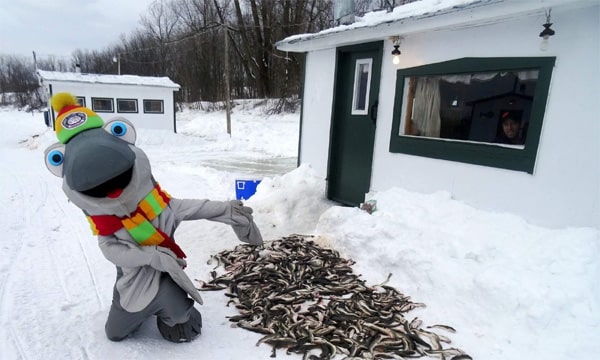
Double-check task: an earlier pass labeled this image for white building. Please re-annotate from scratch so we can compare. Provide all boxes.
[276,0,599,229]
[37,70,180,132]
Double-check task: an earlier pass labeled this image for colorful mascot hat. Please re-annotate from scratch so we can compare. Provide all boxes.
[51,92,105,143]
[45,92,137,193]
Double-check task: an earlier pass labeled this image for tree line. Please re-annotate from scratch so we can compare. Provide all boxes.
[0,0,415,110]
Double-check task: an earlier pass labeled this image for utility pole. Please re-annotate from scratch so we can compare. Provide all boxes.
[224,25,231,136]
[113,54,121,75]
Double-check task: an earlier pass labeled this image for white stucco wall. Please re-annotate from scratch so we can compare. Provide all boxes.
[44,82,177,132]
[299,48,337,177]
[299,5,600,228]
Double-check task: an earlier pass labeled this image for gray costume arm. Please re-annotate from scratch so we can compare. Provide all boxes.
[98,234,166,268]
[169,198,263,245]
[98,235,203,305]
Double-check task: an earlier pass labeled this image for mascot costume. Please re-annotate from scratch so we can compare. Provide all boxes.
[44,93,263,342]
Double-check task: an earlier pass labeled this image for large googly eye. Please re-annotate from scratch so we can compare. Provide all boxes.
[104,117,136,144]
[48,149,64,166]
[111,122,127,136]
[44,143,66,177]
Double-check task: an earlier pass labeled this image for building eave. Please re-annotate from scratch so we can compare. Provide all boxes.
[275,0,593,53]
[36,70,181,90]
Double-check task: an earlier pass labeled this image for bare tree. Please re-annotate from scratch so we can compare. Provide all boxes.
[0,55,43,108]
[0,0,346,108]
[140,0,182,75]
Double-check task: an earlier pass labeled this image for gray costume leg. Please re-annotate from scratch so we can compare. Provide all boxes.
[105,273,198,341]
[156,306,202,343]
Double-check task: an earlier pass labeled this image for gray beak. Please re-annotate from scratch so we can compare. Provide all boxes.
[63,128,135,192]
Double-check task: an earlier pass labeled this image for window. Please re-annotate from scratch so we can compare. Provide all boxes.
[143,99,164,114]
[351,59,373,115]
[76,96,86,107]
[91,97,114,112]
[390,57,556,173]
[117,98,138,113]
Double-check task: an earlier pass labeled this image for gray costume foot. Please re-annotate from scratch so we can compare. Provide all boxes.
[157,307,202,343]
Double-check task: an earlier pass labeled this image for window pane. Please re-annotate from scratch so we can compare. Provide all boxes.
[389,57,556,173]
[117,99,138,113]
[76,96,85,107]
[351,59,372,115]
[143,100,164,114]
[401,70,539,147]
[91,98,114,112]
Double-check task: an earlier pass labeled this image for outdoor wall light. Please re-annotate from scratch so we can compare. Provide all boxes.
[451,96,459,107]
[390,36,402,65]
[539,9,555,51]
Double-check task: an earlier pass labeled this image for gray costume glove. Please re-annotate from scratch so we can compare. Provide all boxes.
[144,246,186,270]
[229,200,263,245]
[142,246,203,305]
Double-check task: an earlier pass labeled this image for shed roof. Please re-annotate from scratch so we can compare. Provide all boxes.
[275,0,592,52]
[36,69,180,89]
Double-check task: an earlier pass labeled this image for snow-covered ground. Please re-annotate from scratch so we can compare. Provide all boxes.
[1,102,598,360]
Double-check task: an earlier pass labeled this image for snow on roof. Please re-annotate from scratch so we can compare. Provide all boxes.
[36,69,180,89]
[275,0,588,52]
[276,0,493,49]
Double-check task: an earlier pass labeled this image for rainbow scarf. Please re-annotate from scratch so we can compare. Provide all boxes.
[86,184,186,258]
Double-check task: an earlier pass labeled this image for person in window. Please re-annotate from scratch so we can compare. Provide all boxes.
[495,110,525,145]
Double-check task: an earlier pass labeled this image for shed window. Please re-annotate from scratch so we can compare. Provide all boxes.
[402,70,538,147]
[351,59,373,115]
[117,98,138,113]
[76,96,86,107]
[143,99,164,114]
[91,97,114,112]
[390,57,556,173]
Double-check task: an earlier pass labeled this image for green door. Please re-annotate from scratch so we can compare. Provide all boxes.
[327,41,382,206]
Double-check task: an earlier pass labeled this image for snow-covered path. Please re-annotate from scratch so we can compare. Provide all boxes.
[0,107,299,359]
[1,122,105,358]
[1,105,598,360]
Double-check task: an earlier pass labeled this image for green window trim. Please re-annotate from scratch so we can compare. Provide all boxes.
[389,57,556,174]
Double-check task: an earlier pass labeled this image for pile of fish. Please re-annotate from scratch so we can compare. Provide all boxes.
[197,235,471,360]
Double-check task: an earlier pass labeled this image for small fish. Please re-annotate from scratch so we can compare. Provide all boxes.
[427,324,457,333]
[200,235,471,360]
[194,279,226,290]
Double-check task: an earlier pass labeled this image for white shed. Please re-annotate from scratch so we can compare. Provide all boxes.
[276,0,599,229]
[37,70,180,132]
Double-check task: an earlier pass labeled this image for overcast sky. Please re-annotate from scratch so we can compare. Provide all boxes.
[0,0,156,60]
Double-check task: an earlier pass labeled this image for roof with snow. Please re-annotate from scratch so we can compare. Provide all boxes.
[36,69,180,89]
[275,0,591,52]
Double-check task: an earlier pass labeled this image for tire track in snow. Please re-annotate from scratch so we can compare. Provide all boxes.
[0,275,28,360]
[28,178,78,305]
[52,192,104,309]
[9,325,29,360]
[2,170,95,359]
[24,177,77,306]
[0,173,32,359]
